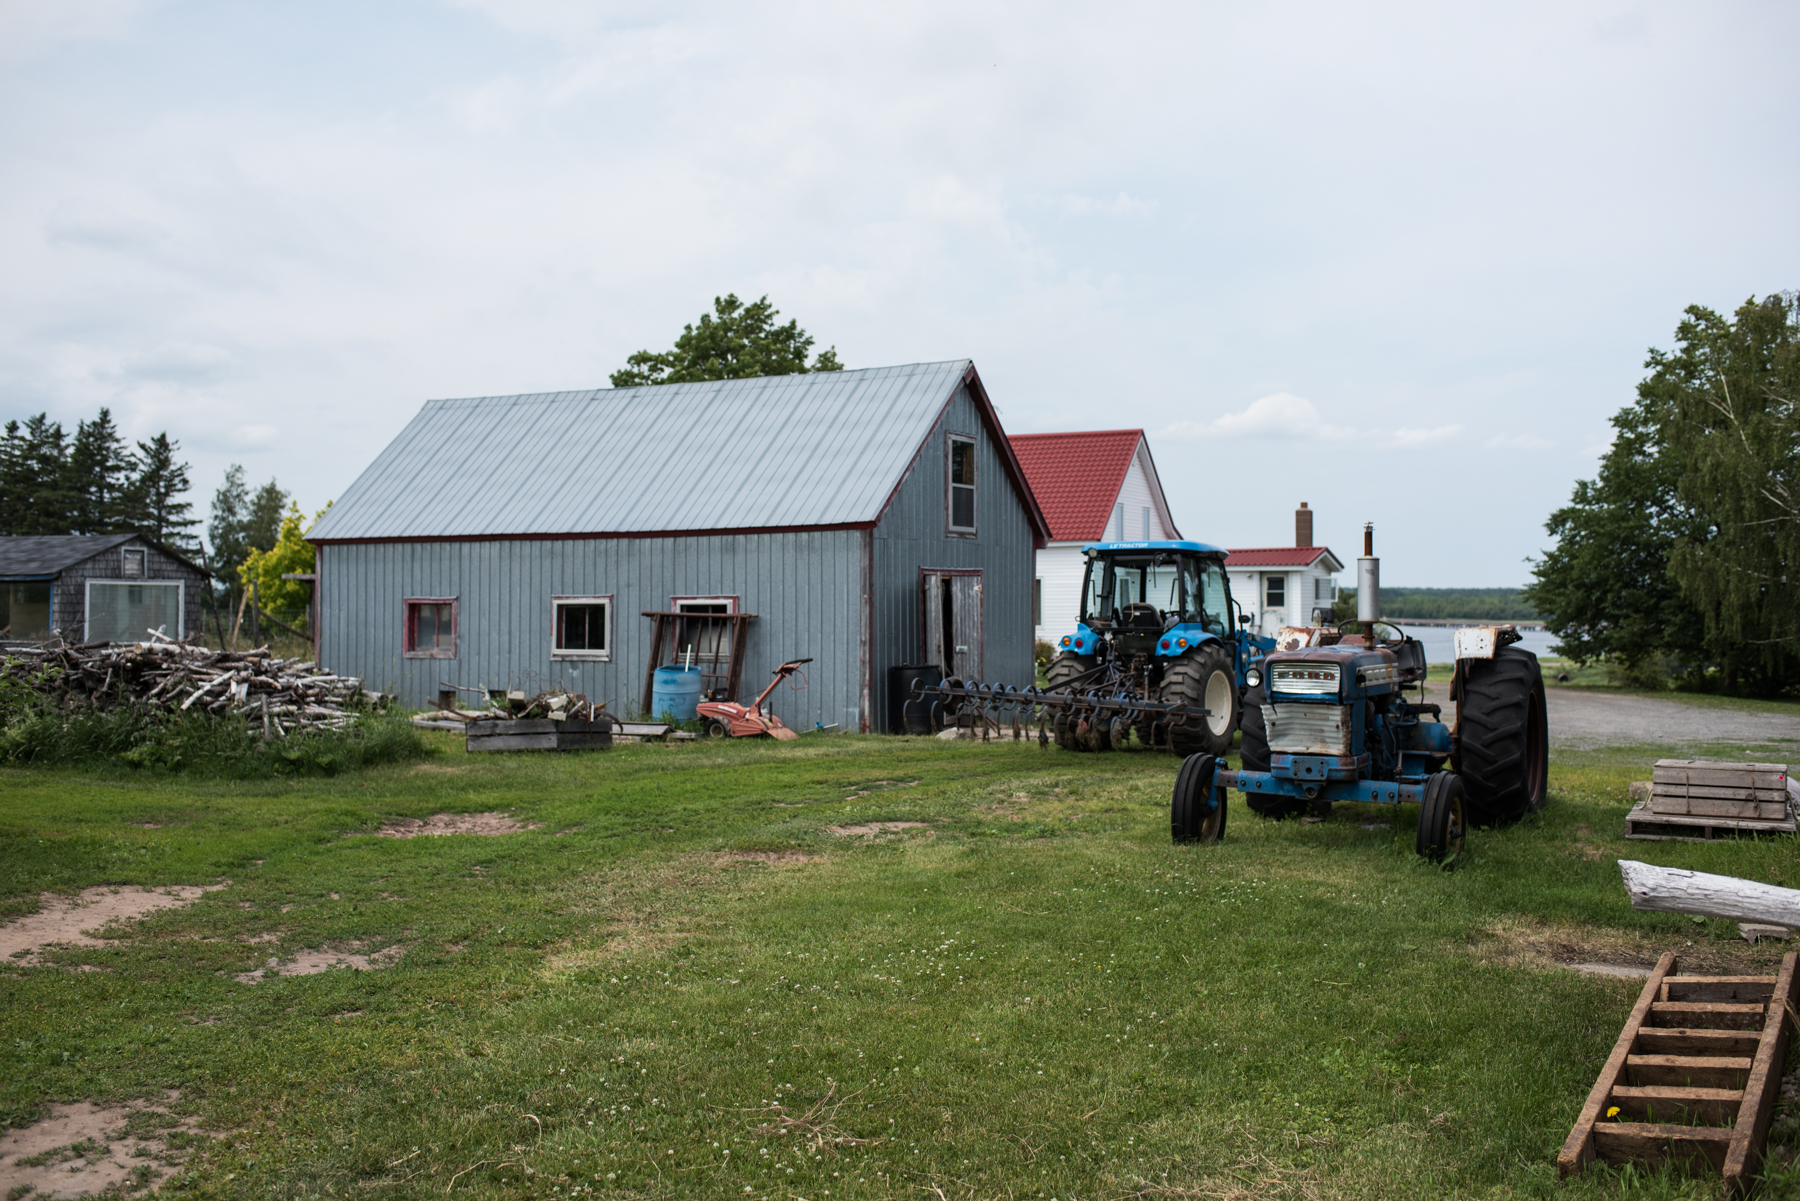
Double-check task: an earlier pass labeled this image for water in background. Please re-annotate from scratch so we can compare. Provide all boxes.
[1386,624,1562,664]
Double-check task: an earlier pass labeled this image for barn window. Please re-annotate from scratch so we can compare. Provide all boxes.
[404,598,457,658]
[947,434,976,533]
[121,548,146,578]
[87,580,182,643]
[1265,574,1286,609]
[552,596,612,661]
[1033,578,1041,626]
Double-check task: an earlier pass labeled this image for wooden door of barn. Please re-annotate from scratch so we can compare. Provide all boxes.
[921,570,982,679]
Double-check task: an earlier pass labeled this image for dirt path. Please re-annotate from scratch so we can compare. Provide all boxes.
[1419,679,1800,751]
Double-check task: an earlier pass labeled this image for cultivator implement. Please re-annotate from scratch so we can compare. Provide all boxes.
[909,677,1207,750]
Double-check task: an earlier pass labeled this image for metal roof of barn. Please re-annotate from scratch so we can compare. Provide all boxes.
[0,534,137,577]
[308,360,1049,543]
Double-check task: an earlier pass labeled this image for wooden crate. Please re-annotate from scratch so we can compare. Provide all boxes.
[1559,952,1798,1194]
[1626,801,1797,842]
[465,717,613,753]
[1648,760,1791,819]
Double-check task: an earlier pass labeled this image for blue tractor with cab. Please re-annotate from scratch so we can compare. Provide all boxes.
[1043,540,1274,757]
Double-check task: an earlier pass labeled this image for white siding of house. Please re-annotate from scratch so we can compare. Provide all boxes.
[1228,560,1340,636]
[1034,543,1088,643]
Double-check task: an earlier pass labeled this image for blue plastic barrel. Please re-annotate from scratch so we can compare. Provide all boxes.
[650,665,704,723]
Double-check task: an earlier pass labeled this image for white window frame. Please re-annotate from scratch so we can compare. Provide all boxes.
[121,547,146,578]
[1265,574,1286,609]
[84,579,184,643]
[551,595,613,661]
[945,433,977,535]
[672,595,738,614]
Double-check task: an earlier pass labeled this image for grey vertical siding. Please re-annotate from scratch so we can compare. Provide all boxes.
[868,384,1036,732]
[317,530,865,730]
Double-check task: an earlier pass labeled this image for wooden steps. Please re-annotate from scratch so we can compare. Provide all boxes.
[1559,951,1797,1193]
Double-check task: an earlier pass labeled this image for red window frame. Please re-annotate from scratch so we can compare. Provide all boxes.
[403,597,458,659]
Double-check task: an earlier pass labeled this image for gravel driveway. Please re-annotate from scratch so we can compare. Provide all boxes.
[1418,679,1800,752]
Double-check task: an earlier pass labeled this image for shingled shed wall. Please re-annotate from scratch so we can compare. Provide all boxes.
[56,538,209,643]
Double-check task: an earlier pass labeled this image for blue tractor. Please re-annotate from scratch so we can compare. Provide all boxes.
[1170,529,1549,864]
[1042,541,1274,757]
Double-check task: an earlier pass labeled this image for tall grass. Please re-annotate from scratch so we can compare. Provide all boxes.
[0,704,429,777]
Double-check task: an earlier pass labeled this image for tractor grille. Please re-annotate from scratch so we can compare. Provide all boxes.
[1262,703,1353,756]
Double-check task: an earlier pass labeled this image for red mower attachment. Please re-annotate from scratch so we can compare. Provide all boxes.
[696,658,811,741]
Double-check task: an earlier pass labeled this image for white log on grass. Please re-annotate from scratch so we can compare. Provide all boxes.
[1618,859,1800,929]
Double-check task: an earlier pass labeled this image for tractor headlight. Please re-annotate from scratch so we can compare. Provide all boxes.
[1245,666,1262,688]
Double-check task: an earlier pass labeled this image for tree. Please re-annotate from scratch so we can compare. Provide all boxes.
[66,408,136,534]
[127,433,200,553]
[209,466,288,587]
[239,501,327,616]
[0,415,73,536]
[1658,294,1800,684]
[610,293,844,387]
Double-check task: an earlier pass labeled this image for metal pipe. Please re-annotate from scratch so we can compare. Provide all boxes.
[1357,522,1380,625]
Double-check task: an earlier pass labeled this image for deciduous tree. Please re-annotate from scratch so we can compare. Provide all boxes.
[610,294,843,387]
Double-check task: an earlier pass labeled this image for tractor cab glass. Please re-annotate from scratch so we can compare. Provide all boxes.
[1080,551,1230,635]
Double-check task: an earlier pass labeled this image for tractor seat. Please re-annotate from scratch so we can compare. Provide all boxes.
[1123,603,1162,629]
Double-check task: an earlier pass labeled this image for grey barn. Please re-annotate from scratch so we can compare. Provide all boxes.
[0,535,209,645]
[307,360,1050,730]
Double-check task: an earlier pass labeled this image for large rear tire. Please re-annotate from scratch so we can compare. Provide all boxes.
[1045,652,1096,693]
[1162,641,1239,757]
[1456,647,1548,827]
[1238,684,1306,819]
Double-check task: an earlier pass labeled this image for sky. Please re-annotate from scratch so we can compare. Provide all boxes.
[3,0,1796,585]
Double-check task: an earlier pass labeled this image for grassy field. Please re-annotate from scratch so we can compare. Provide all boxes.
[2,727,1798,1199]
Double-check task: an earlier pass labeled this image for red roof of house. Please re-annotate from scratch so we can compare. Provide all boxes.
[1007,429,1145,541]
[1224,546,1342,570]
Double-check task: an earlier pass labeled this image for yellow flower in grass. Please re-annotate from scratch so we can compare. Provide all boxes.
[1606,1106,1622,1121]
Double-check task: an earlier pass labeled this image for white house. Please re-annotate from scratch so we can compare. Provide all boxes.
[1225,503,1344,637]
[1008,429,1180,644]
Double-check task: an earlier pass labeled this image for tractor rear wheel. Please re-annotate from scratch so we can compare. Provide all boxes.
[1456,647,1548,827]
[1238,684,1306,819]
[1162,642,1239,757]
[1046,653,1096,751]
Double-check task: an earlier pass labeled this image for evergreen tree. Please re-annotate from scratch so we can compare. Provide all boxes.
[246,478,288,554]
[209,464,251,575]
[0,415,73,535]
[66,408,136,534]
[127,433,200,552]
[611,294,844,387]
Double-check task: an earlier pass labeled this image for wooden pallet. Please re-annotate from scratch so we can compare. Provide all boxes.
[1625,801,1797,842]
[1558,951,1798,1193]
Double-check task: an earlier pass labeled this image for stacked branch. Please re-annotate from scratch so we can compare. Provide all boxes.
[431,687,607,724]
[0,632,375,737]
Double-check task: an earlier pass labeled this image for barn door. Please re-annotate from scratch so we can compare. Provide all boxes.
[921,571,982,679]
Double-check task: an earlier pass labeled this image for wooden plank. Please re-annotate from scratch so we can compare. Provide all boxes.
[467,734,559,752]
[1621,860,1800,928]
[1625,1054,1752,1089]
[1592,1122,1733,1170]
[1650,797,1791,819]
[1625,803,1798,834]
[1647,1002,1766,1030]
[1559,951,1677,1178]
[1663,976,1776,1004]
[1654,760,1788,787]
[1608,1085,1744,1125]
[1722,952,1799,1195]
[1651,782,1789,802]
[1635,1028,1764,1056]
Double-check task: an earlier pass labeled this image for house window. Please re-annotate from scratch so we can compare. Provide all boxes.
[121,548,146,578]
[2,581,53,641]
[947,435,976,533]
[552,596,611,660]
[404,598,457,658]
[1265,574,1286,609]
[1142,508,1151,540]
[1033,578,1041,627]
[86,580,182,643]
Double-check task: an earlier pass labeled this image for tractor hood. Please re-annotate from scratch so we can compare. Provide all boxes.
[1262,640,1425,699]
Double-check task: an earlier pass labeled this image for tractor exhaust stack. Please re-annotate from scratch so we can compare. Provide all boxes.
[1357,522,1381,625]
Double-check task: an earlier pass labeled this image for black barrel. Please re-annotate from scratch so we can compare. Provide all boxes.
[888,664,942,734]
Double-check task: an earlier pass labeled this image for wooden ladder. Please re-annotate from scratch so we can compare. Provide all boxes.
[1559,951,1797,1194]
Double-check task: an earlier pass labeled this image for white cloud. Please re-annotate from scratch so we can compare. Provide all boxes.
[1160,392,1460,447]
[0,0,149,61]
[1484,432,1556,451]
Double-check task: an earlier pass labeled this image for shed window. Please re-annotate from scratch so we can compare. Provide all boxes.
[121,548,146,578]
[552,596,612,660]
[947,435,976,533]
[1142,508,1151,540]
[404,598,457,658]
[1265,574,1286,609]
[2,581,52,642]
[1113,505,1124,541]
[87,580,182,643]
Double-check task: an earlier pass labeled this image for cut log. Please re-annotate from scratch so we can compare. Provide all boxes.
[1618,860,1800,929]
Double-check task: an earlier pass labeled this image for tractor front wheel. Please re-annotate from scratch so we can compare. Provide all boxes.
[1161,642,1239,757]
[1171,753,1226,844]
[1415,771,1466,867]
[1456,647,1548,826]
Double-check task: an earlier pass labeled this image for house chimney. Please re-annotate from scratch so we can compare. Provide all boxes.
[1295,501,1312,548]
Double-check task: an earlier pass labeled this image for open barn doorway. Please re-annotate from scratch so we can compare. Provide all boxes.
[921,570,982,680]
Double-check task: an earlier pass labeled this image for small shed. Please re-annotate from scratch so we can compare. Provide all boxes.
[306,360,1051,730]
[0,535,210,645]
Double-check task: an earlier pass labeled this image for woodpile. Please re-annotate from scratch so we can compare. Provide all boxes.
[430,688,607,725]
[0,632,373,736]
